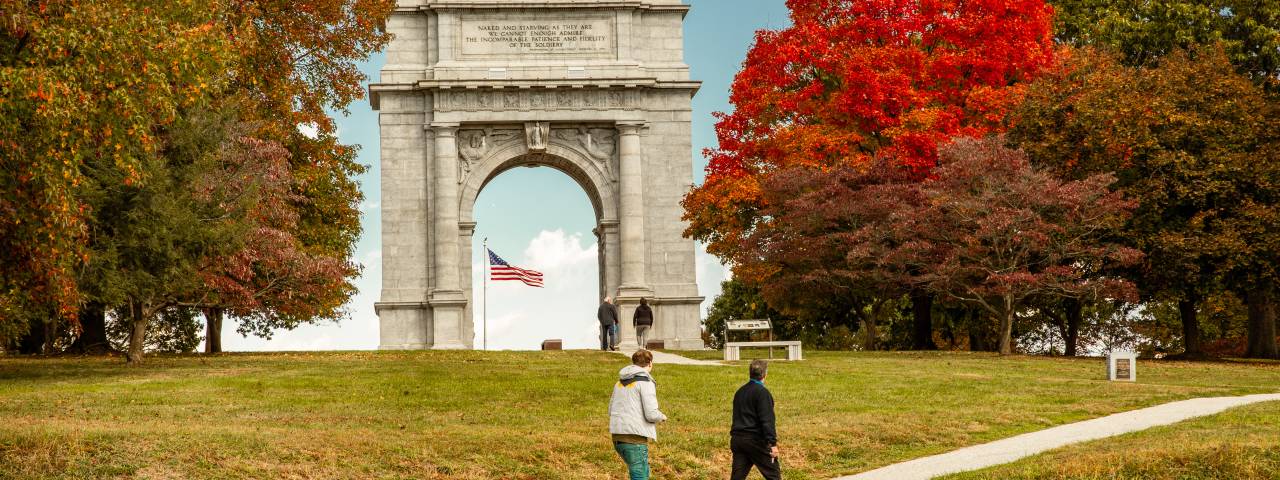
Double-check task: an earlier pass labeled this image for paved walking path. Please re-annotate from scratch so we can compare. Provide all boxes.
[613,346,728,366]
[836,393,1280,480]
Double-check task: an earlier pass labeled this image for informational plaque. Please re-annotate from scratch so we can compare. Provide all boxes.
[461,17,614,57]
[1107,351,1137,382]
[727,319,772,331]
[1115,358,1131,380]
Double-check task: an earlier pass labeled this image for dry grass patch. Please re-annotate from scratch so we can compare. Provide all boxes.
[946,401,1280,480]
[1,350,1277,479]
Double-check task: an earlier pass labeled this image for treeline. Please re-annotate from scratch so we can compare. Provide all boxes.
[689,1,1280,359]
[1,0,395,363]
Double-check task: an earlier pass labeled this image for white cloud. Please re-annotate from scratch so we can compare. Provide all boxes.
[695,242,730,318]
[524,229,598,271]
[359,201,381,212]
[474,229,601,350]
[297,123,342,139]
[359,249,382,269]
[298,123,319,139]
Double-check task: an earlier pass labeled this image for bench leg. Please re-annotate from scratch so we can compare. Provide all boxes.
[724,346,737,361]
[788,345,801,361]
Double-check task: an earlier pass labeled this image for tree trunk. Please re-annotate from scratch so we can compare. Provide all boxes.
[1245,285,1279,359]
[203,307,223,354]
[861,316,878,351]
[997,310,1014,355]
[910,290,937,350]
[997,297,1015,355]
[1064,298,1082,357]
[66,302,113,355]
[15,317,48,355]
[126,301,148,365]
[1178,296,1204,358]
[967,309,990,352]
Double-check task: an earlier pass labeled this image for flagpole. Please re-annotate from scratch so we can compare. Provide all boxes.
[483,237,489,351]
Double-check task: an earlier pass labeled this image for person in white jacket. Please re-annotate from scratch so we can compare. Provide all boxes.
[609,349,667,480]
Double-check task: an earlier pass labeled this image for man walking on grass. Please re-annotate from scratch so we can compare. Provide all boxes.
[609,349,667,480]
[731,359,780,480]
[598,296,619,351]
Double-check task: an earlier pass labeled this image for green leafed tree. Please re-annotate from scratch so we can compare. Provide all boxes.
[84,106,260,364]
[1051,0,1280,89]
[703,279,866,350]
[0,1,234,349]
[1048,0,1280,360]
[1011,46,1280,358]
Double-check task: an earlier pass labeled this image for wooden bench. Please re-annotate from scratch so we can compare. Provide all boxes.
[723,319,803,361]
[725,340,803,361]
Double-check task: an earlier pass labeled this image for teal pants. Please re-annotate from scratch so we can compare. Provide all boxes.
[614,442,650,480]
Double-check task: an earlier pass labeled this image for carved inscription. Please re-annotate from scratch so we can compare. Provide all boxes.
[462,18,613,56]
[1115,358,1131,380]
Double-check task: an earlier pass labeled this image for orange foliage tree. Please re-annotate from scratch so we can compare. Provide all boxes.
[0,0,235,346]
[0,0,393,359]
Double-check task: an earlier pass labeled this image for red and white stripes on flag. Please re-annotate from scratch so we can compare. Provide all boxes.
[487,248,544,287]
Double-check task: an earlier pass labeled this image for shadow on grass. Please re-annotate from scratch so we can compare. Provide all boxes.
[0,358,134,384]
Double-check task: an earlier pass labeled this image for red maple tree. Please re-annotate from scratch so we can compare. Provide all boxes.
[684,0,1057,261]
[903,138,1141,354]
[195,135,358,353]
[742,138,1140,354]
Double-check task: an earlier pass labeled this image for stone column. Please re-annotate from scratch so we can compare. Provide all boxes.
[592,225,605,302]
[598,220,622,299]
[427,122,466,349]
[459,221,477,349]
[617,122,647,291]
[616,122,650,348]
[375,91,430,350]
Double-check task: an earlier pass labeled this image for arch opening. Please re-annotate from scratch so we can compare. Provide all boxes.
[466,152,614,350]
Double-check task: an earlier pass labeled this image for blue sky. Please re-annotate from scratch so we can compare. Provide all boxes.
[222,0,791,351]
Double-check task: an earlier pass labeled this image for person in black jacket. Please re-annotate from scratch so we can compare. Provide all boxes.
[730,359,780,479]
[597,296,619,351]
[633,297,654,348]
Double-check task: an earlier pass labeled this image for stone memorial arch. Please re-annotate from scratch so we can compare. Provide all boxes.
[371,0,704,350]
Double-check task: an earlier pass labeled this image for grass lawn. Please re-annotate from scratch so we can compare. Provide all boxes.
[945,400,1280,480]
[1,350,1278,479]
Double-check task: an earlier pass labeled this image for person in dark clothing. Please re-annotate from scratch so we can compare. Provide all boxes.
[633,298,654,348]
[598,296,619,351]
[730,359,780,480]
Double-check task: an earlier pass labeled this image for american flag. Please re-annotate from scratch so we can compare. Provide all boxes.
[488,249,544,287]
